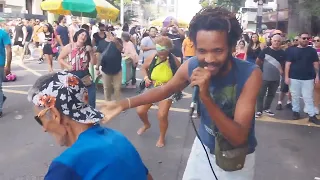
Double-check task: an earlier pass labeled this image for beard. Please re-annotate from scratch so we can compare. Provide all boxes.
[199,53,233,77]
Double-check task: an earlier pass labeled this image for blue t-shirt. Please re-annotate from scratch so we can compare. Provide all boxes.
[44,125,148,180]
[0,29,11,67]
[188,57,258,154]
[287,46,319,80]
[56,25,69,46]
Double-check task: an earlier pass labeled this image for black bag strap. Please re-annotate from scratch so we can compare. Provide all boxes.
[147,55,165,80]
[148,53,178,80]
[97,41,112,67]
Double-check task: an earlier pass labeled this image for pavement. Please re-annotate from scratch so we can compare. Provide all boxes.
[0,58,319,180]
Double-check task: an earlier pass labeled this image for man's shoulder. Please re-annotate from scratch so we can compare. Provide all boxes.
[234,58,257,73]
[54,127,125,164]
[141,36,150,41]
[0,29,7,35]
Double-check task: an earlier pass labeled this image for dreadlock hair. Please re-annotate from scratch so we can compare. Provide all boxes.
[189,7,242,48]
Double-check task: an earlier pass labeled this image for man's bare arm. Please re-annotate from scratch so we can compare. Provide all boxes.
[255,58,263,67]
[5,45,12,69]
[56,35,63,47]
[314,61,319,78]
[22,26,27,43]
[119,60,190,110]
[201,68,262,146]
[285,61,291,79]
[141,45,155,51]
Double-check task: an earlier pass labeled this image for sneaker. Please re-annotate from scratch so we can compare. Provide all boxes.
[286,103,292,109]
[255,112,262,118]
[315,107,319,115]
[264,110,275,116]
[309,116,320,125]
[38,58,44,64]
[292,112,300,120]
[276,103,282,110]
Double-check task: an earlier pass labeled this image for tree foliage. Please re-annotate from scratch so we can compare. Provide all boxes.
[199,0,244,12]
[301,0,320,16]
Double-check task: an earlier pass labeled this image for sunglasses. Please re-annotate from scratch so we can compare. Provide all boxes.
[313,40,320,42]
[34,108,50,126]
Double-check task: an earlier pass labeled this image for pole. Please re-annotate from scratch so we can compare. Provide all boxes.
[120,0,124,25]
[256,0,263,33]
[175,0,178,19]
[275,3,279,29]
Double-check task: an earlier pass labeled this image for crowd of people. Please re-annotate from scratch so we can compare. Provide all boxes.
[0,6,319,180]
[233,30,320,125]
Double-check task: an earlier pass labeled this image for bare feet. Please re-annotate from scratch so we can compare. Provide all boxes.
[137,124,151,135]
[156,138,165,148]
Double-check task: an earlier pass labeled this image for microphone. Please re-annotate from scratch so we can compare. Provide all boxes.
[189,85,199,116]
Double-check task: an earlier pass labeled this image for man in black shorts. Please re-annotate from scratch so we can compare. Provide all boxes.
[276,75,292,110]
[13,18,27,59]
[276,39,296,110]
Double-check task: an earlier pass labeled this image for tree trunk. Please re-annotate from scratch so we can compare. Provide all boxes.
[288,0,312,34]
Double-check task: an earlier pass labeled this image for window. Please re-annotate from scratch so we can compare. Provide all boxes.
[0,4,3,13]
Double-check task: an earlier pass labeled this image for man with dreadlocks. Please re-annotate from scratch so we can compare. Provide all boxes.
[99,7,262,179]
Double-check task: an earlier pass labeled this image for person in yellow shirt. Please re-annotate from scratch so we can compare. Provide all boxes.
[32,19,43,48]
[182,31,196,61]
[137,36,181,148]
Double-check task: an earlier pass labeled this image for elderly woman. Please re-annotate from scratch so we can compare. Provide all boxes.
[122,32,139,88]
[137,36,181,147]
[27,72,153,180]
[58,28,97,108]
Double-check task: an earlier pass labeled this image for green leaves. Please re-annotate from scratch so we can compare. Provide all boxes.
[300,0,320,16]
[199,0,244,12]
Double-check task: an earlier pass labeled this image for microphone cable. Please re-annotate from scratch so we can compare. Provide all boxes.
[189,100,219,180]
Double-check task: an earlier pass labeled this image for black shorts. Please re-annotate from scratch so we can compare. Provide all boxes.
[13,41,23,47]
[35,42,40,48]
[280,77,289,93]
[43,44,53,55]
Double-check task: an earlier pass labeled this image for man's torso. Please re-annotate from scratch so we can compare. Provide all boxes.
[57,25,69,46]
[288,46,318,80]
[142,36,156,59]
[262,47,286,81]
[187,57,257,153]
[168,33,183,57]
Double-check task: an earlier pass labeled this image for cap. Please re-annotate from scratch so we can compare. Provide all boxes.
[30,71,104,124]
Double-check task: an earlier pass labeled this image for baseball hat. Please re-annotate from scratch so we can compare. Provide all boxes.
[28,71,104,124]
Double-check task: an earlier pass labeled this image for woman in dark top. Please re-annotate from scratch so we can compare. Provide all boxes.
[92,23,106,47]
[42,23,57,72]
[245,33,264,64]
[122,23,129,32]
[95,34,123,101]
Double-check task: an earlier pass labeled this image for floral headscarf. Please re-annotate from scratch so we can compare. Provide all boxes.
[29,71,104,124]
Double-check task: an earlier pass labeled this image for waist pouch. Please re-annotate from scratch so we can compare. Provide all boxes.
[214,133,248,172]
[70,70,92,87]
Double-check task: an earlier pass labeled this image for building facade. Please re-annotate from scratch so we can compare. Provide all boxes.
[0,0,43,14]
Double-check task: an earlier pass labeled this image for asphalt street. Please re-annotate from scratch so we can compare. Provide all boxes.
[0,58,319,180]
